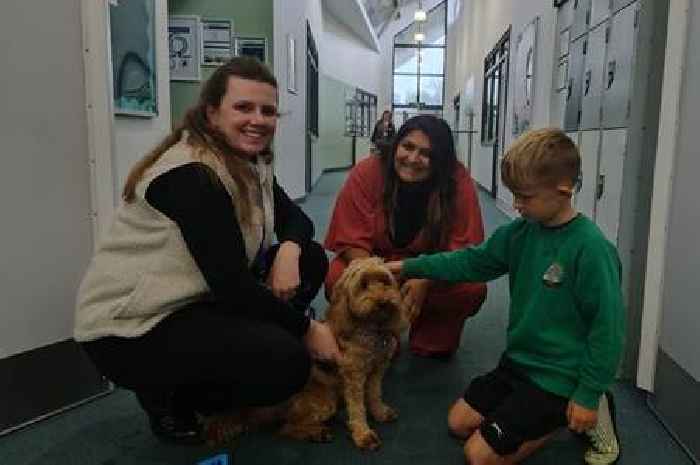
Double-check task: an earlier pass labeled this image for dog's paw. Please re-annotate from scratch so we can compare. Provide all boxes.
[353,428,382,450]
[308,425,334,443]
[371,405,399,423]
[280,424,334,443]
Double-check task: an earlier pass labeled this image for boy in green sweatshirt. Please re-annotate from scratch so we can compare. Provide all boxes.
[387,128,624,465]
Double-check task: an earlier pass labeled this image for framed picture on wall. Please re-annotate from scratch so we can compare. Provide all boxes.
[201,18,233,67]
[168,15,201,81]
[287,34,297,94]
[109,0,158,117]
[235,37,267,64]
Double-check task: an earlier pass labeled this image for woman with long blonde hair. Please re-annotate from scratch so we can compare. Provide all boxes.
[75,57,337,444]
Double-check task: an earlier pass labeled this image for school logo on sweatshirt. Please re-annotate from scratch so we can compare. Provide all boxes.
[543,262,564,287]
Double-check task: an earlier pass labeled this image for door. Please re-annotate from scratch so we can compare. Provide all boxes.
[305,22,319,192]
[565,35,587,131]
[595,129,626,243]
[577,130,601,219]
[580,23,607,130]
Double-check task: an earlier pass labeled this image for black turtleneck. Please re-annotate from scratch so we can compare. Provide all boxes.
[391,181,433,248]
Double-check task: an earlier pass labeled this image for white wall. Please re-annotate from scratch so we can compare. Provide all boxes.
[273,0,316,199]
[321,11,381,94]
[274,0,382,196]
[444,0,557,201]
[112,0,171,199]
[0,0,93,357]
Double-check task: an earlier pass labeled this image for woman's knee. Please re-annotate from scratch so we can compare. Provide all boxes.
[275,339,312,395]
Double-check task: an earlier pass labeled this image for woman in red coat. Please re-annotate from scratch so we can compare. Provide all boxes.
[324,115,487,358]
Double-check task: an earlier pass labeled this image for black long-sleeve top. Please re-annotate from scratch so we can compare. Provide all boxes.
[145,162,312,338]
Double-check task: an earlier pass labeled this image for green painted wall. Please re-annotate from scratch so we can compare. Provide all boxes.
[168,0,273,127]
[317,73,371,173]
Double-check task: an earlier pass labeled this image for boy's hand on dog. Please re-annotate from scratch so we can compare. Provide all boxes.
[304,320,341,364]
[566,400,598,433]
[385,261,403,275]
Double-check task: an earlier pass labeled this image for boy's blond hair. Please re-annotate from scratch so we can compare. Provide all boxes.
[501,128,580,192]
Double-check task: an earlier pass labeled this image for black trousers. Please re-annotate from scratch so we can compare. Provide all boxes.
[82,241,328,414]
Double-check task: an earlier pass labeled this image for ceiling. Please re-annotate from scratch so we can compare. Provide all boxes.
[323,0,382,51]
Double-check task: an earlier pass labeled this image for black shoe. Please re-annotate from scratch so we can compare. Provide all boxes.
[135,389,204,445]
[148,411,204,445]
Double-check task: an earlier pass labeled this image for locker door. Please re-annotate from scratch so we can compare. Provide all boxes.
[559,29,571,59]
[596,129,626,243]
[590,0,611,28]
[576,131,600,220]
[602,3,638,128]
[612,0,635,14]
[580,23,607,130]
[565,35,587,131]
[572,0,592,39]
[558,0,576,33]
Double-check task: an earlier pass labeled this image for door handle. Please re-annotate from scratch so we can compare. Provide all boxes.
[596,174,606,200]
[584,70,592,96]
[567,78,573,101]
[607,60,616,89]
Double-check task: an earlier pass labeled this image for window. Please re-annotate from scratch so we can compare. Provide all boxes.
[345,88,377,137]
[481,29,510,146]
[392,1,446,115]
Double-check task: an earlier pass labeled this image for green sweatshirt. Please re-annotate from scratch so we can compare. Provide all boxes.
[403,215,625,409]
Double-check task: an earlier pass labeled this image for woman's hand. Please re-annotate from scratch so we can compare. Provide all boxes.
[385,260,403,275]
[400,278,430,323]
[304,320,341,363]
[267,241,301,302]
[566,400,598,433]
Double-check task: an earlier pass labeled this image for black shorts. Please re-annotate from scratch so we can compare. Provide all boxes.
[463,358,568,456]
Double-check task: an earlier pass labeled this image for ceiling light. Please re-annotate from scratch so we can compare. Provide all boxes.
[414,9,427,21]
[414,31,425,42]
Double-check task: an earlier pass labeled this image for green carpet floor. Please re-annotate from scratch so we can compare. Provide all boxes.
[0,170,693,465]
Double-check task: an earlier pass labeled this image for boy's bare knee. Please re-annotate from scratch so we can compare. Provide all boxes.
[464,432,500,465]
[447,398,482,439]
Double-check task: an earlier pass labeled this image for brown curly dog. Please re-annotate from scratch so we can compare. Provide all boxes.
[279,257,407,450]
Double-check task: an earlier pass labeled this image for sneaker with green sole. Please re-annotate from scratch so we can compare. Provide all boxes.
[584,392,620,465]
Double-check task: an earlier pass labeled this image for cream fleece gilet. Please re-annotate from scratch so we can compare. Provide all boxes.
[74,136,274,342]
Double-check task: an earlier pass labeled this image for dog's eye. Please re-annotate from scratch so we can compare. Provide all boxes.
[360,278,369,290]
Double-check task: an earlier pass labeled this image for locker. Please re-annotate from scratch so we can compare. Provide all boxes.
[558,0,576,33]
[564,36,587,131]
[580,23,607,130]
[590,0,611,28]
[612,0,635,14]
[602,3,638,128]
[572,0,592,39]
[596,129,626,243]
[556,89,568,129]
[559,29,570,59]
[558,59,568,91]
[576,130,600,220]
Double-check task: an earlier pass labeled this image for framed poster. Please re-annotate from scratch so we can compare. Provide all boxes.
[168,15,201,81]
[109,0,158,117]
[201,18,233,66]
[512,17,538,135]
[287,34,297,94]
[235,37,267,64]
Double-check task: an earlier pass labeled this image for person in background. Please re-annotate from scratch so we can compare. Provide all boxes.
[75,57,338,445]
[386,128,624,465]
[371,110,396,156]
[325,114,487,358]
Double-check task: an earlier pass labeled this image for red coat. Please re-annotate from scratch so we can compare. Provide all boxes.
[324,156,487,356]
